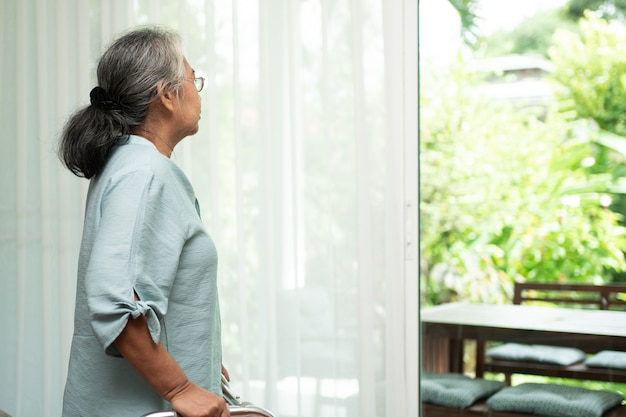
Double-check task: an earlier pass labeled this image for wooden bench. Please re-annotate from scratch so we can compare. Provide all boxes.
[476,282,626,383]
[512,282,626,310]
[422,402,489,416]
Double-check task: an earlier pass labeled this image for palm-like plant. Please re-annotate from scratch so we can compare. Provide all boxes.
[447,0,480,45]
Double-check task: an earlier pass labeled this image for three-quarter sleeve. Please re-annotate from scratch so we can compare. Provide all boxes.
[83,169,188,356]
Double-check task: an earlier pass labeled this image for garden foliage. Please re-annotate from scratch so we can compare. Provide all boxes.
[420,53,626,306]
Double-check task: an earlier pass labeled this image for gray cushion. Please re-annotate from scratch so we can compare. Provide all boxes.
[486,383,624,417]
[487,343,586,366]
[586,350,626,370]
[421,372,505,409]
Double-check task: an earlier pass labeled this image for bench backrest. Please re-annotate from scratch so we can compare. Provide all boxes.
[513,282,626,310]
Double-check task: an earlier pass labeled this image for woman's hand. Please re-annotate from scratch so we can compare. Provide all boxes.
[169,381,230,417]
[114,314,229,417]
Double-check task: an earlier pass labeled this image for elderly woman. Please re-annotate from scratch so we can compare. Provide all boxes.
[58,26,229,417]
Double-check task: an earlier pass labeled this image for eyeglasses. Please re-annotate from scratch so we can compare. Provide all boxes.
[185,76,205,92]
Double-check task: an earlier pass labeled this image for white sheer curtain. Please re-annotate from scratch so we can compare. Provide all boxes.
[0,1,417,416]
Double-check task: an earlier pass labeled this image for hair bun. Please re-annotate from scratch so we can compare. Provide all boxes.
[90,86,119,111]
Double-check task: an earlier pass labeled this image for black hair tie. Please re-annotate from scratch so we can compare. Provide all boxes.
[90,86,119,111]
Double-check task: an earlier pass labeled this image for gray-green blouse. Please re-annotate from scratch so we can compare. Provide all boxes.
[62,135,222,417]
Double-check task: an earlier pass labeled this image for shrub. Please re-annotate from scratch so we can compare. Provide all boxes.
[420,60,626,306]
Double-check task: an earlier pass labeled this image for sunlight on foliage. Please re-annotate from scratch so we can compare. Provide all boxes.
[420,57,626,306]
[549,13,626,136]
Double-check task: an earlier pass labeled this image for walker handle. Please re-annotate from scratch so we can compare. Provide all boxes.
[142,376,276,417]
[228,404,276,416]
[142,404,276,417]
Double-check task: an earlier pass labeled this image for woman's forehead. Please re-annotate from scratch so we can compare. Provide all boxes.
[183,57,194,73]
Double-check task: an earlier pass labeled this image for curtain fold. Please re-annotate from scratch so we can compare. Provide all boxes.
[0,1,417,416]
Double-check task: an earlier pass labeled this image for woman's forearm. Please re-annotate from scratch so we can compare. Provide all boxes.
[114,311,229,417]
[113,314,190,401]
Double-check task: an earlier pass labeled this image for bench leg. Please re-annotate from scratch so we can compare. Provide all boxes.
[475,341,485,378]
[504,373,512,386]
[449,338,464,373]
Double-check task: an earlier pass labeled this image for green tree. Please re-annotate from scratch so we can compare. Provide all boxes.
[565,0,626,20]
[549,14,626,137]
[481,10,577,57]
[548,14,626,281]
[479,0,626,57]
[420,61,626,305]
[447,0,481,45]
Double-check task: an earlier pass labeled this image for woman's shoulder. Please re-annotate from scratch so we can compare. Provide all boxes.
[104,136,181,181]
[97,135,195,200]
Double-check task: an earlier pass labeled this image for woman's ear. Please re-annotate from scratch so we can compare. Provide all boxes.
[156,82,176,113]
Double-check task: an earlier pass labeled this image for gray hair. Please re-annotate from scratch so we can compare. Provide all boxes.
[59,25,186,178]
[97,25,186,123]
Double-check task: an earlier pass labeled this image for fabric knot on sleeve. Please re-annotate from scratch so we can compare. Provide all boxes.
[122,300,162,343]
[89,297,164,357]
